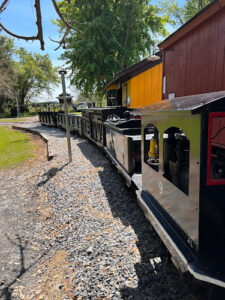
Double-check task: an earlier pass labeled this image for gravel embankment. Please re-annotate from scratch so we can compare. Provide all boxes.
[0,118,195,299]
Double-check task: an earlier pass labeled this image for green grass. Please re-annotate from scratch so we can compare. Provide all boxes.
[20,111,37,117]
[0,118,26,122]
[69,112,82,115]
[0,127,35,169]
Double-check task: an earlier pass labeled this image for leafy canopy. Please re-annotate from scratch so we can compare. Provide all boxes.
[0,35,59,113]
[56,0,170,96]
[15,47,59,108]
[162,0,213,26]
[0,35,15,112]
[183,0,212,22]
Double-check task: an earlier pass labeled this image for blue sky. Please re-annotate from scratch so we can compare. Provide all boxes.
[0,0,185,101]
[0,0,67,101]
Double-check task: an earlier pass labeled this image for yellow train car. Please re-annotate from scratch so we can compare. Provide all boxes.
[105,55,162,109]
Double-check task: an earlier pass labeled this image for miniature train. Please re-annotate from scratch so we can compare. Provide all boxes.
[38,90,225,289]
[38,0,225,290]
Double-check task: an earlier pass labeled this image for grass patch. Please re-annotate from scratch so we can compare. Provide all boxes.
[0,127,35,169]
[0,118,26,122]
[21,111,37,117]
[69,112,82,115]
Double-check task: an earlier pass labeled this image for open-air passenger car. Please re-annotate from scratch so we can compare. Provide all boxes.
[137,91,225,287]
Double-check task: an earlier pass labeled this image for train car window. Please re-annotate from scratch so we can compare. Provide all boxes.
[163,127,190,195]
[207,112,225,185]
[144,124,159,172]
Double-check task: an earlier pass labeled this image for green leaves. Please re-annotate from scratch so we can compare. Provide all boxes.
[0,35,15,112]
[183,0,212,22]
[0,35,59,112]
[14,48,59,108]
[56,0,170,97]
[160,0,213,26]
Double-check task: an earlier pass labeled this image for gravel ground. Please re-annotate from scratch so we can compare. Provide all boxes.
[0,118,196,299]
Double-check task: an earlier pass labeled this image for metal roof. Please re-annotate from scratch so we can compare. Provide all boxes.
[141,91,225,114]
[104,55,162,90]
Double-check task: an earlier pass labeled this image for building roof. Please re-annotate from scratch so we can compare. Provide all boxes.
[159,0,225,49]
[104,54,162,90]
[141,91,225,114]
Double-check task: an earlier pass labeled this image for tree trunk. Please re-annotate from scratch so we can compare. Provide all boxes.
[120,2,134,69]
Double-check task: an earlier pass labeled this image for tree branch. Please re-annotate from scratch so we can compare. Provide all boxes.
[121,6,135,68]
[0,0,45,50]
[0,0,9,14]
[51,0,82,34]
[0,22,38,41]
[34,0,45,50]
[0,0,80,50]
[49,27,70,50]
[51,0,74,29]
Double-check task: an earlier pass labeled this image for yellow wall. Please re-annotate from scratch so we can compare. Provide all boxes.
[107,84,116,91]
[130,63,162,108]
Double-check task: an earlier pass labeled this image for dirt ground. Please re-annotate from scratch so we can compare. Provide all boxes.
[0,130,48,299]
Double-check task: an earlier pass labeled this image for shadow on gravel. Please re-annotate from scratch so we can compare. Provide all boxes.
[0,234,50,300]
[77,141,192,299]
[37,163,69,187]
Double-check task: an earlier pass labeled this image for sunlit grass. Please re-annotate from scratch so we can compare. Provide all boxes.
[0,127,34,169]
[0,118,26,122]
[69,112,82,115]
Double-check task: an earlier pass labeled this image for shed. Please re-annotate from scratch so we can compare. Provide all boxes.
[104,55,162,108]
[159,0,225,100]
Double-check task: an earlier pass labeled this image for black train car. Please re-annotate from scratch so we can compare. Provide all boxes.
[137,91,225,287]
[82,107,127,147]
[38,111,58,127]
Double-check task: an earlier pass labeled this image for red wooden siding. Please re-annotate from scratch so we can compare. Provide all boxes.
[163,8,225,100]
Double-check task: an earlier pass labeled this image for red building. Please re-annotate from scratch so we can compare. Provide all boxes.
[159,0,225,100]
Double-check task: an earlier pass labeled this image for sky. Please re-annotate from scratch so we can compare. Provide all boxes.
[0,0,185,102]
[0,0,71,102]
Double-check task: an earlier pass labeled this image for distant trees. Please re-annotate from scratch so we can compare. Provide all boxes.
[0,36,15,113]
[0,35,59,114]
[164,0,213,26]
[15,48,59,111]
[183,0,213,22]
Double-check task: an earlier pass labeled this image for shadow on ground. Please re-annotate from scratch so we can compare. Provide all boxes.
[37,163,69,187]
[77,140,193,299]
[0,234,50,300]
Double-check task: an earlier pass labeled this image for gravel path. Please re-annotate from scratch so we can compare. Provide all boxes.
[0,118,196,299]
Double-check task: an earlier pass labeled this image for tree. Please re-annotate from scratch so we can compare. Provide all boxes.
[163,0,213,26]
[159,1,185,26]
[183,0,213,22]
[0,35,15,113]
[14,48,59,111]
[55,0,170,96]
[0,0,79,50]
